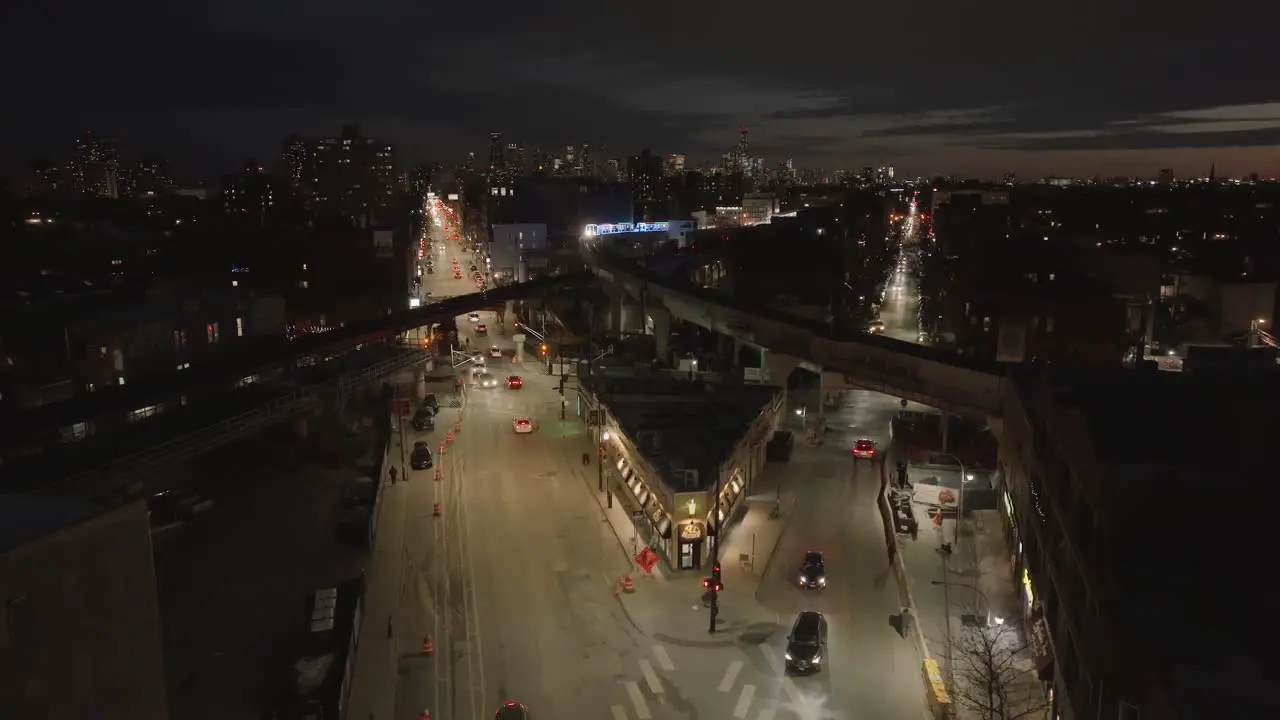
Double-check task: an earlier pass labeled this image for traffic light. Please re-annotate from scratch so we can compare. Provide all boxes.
[701,577,723,592]
[539,344,548,356]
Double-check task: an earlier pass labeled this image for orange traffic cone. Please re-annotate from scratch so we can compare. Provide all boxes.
[418,711,432,720]
[446,431,453,444]
[621,575,635,593]
[438,443,445,455]
[932,508,944,527]
[433,502,442,517]
[422,636,434,654]
[453,419,460,432]
[434,466,443,481]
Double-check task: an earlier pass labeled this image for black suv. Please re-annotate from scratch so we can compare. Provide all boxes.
[784,611,827,674]
[798,551,826,590]
[410,441,433,470]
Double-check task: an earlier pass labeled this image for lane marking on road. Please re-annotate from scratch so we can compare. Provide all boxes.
[719,660,744,692]
[757,644,805,706]
[653,644,675,671]
[623,680,652,719]
[755,700,777,720]
[638,658,663,694]
[733,684,756,718]
[610,705,629,720]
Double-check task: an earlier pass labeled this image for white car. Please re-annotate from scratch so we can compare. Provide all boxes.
[867,320,885,334]
[489,346,503,358]
[513,417,533,434]
[468,312,480,323]
[477,372,498,388]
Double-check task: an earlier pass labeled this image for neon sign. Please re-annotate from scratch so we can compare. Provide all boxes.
[584,221,669,236]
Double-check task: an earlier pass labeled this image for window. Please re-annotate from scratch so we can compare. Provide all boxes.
[235,317,245,337]
[207,322,220,344]
[983,316,992,332]
[299,280,309,289]
[231,279,239,287]
[173,329,187,350]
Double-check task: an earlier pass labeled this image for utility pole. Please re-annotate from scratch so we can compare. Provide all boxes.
[940,541,954,692]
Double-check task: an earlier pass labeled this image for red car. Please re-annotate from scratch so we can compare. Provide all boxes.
[507,375,523,389]
[852,438,877,460]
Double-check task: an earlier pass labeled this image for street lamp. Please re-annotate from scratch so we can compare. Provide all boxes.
[931,579,1003,628]
[598,431,611,492]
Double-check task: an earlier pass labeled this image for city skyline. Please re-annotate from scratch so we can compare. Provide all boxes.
[2,3,1279,179]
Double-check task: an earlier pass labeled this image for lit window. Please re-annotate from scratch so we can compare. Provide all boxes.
[235,317,244,337]
[207,322,220,344]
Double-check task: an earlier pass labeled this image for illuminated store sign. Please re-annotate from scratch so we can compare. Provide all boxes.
[584,221,670,236]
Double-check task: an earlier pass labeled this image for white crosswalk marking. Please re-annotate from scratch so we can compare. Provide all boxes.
[639,659,663,694]
[719,660,744,692]
[757,644,805,706]
[610,705,629,720]
[756,701,777,720]
[653,644,675,671]
[623,680,651,719]
[733,684,756,718]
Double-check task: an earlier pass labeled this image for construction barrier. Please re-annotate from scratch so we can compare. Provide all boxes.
[422,636,434,655]
[438,443,445,456]
[923,657,951,718]
[434,467,443,481]
[433,502,442,517]
[620,576,635,593]
[446,431,453,444]
[453,419,460,432]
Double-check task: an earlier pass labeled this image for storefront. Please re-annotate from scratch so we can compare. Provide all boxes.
[675,519,704,570]
[616,456,673,562]
[706,470,746,552]
[1002,484,1060,716]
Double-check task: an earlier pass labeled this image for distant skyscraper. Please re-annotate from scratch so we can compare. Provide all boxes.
[281,125,400,226]
[71,131,120,198]
[280,134,308,185]
[488,132,505,178]
[666,153,686,175]
[134,153,174,195]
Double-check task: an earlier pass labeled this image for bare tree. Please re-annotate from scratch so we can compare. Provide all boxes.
[951,618,1050,720]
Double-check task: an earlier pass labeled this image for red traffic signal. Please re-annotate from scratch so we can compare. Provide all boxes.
[701,577,723,592]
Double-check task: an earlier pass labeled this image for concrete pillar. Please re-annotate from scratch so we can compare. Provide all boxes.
[608,294,624,334]
[415,370,428,401]
[504,300,515,332]
[515,339,526,364]
[294,416,309,439]
[652,308,672,365]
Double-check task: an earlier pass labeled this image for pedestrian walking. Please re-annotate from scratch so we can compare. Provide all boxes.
[581,452,590,466]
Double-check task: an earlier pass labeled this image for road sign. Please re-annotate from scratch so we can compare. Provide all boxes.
[636,546,659,574]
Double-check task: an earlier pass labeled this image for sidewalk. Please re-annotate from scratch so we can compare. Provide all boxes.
[344,370,460,720]
[584,453,793,647]
[898,484,1048,719]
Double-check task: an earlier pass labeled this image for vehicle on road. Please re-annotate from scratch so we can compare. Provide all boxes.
[867,319,886,334]
[852,438,877,460]
[476,323,488,335]
[489,346,503,358]
[513,416,533,434]
[467,312,480,323]
[784,611,827,674]
[506,375,523,389]
[495,701,530,719]
[410,441,433,470]
[411,407,434,431]
[798,551,826,589]
[421,393,439,415]
[476,372,498,388]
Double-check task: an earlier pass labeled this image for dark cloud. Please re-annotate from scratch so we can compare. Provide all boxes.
[3,1,1280,176]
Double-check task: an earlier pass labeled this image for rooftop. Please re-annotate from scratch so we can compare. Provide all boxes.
[0,493,100,552]
[584,374,778,492]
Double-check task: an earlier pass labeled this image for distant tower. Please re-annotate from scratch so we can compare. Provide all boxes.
[737,126,749,172]
[1208,161,1216,183]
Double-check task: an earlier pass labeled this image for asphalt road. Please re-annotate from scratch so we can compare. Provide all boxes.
[750,388,932,720]
[398,269,647,718]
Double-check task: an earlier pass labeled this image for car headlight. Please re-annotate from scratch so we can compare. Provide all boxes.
[784,652,793,661]
[799,576,807,584]
[812,655,822,664]
[818,577,826,586]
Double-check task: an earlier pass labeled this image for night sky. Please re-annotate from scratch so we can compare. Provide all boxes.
[3,1,1279,178]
